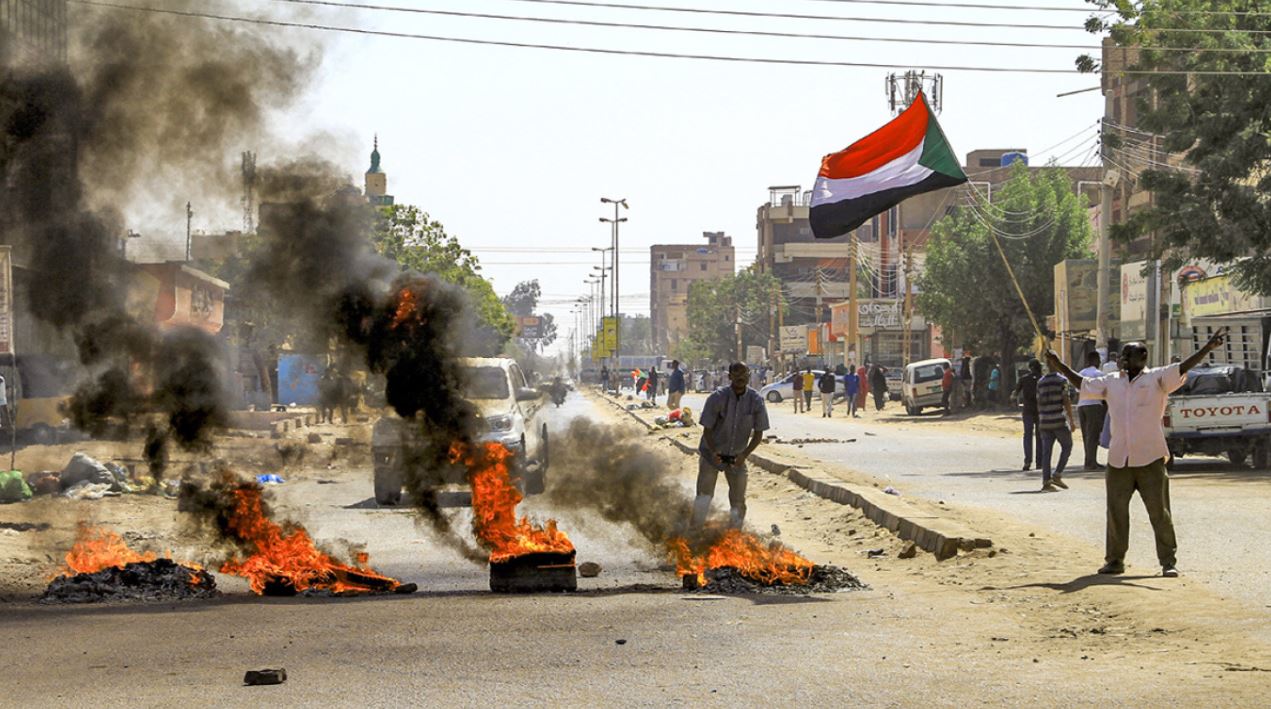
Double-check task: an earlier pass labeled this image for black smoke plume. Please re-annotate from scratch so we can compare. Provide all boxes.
[1,4,317,473]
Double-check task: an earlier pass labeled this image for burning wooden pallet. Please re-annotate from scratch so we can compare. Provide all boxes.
[489,550,577,593]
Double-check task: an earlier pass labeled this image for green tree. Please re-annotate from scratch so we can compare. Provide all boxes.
[371,204,515,352]
[501,279,558,350]
[676,268,782,364]
[619,314,655,356]
[919,165,1092,381]
[1078,0,1271,292]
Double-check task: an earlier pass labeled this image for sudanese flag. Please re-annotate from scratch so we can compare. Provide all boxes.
[810,92,966,238]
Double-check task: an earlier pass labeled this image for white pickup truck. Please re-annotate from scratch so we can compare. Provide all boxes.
[1164,366,1271,468]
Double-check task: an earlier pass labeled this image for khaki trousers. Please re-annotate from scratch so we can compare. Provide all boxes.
[1106,457,1177,568]
[667,391,683,410]
[692,456,748,528]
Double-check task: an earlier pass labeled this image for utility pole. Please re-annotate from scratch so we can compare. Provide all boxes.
[777,286,785,370]
[185,201,193,261]
[768,283,776,369]
[902,240,915,368]
[848,229,859,366]
[600,198,628,363]
[1096,160,1116,352]
[735,303,743,362]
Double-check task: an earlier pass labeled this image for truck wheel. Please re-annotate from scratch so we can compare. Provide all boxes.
[1227,448,1247,466]
[373,451,403,506]
[905,403,921,416]
[766,391,783,403]
[1253,443,1269,470]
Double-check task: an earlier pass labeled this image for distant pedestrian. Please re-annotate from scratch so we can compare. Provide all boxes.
[791,368,805,413]
[635,369,647,397]
[600,364,611,392]
[857,363,870,413]
[869,364,888,411]
[318,367,340,424]
[1012,359,1043,472]
[667,360,686,410]
[647,366,659,402]
[692,362,769,529]
[1035,362,1076,491]
[843,364,860,418]
[941,362,954,412]
[1076,351,1107,471]
[1046,328,1228,577]
[802,368,815,413]
[960,353,973,408]
[987,363,1001,405]
[818,369,836,418]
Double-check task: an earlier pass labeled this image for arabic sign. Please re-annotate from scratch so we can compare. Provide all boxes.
[779,325,806,353]
[1184,275,1271,319]
[1120,261,1150,340]
[602,316,619,353]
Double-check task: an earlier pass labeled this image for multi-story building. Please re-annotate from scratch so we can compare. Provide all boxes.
[649,232,735,355]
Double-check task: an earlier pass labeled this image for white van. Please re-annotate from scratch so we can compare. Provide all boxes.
[901,358,952,415]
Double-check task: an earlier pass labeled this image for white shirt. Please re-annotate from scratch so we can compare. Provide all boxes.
[1079,363,1186,468]
[1076,366,1103,406]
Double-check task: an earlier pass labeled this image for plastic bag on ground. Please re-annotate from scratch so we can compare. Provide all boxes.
[0,470,32,503]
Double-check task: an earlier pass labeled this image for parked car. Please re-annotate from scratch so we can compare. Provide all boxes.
[759,370,846,403]
[1165,365,1271,468]
[372,357,550,505]
[901,358,952,416]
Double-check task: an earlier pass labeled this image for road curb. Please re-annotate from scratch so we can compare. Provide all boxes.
[590,391,991,560]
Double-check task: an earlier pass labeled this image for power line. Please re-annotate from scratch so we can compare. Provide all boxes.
[70,1,1271,74]
[809,0,1271,14]
[493,0,1271,34]
[270,0,1271,54]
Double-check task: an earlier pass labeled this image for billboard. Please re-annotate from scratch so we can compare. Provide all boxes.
[779,325,807,353]
[518,315,544,339]
[1119,261,1151,340]
[1053,259,1120,334]
[1184,275,1271,319]
[602,316,619,354]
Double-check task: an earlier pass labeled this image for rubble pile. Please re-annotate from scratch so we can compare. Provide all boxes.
[686,565,866,595]
[41,559,219,604]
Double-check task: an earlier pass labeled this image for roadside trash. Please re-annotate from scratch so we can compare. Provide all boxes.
[256,474,285,485]
[62,481,118,500]
[307,433,322,444]
[578,561,602,578]
[867,548,887,558]
[770,524,781,537]
[615,639,627,645]
[25,471,60,496]
[883,486,901,496]
[61,453,114,490]
[898,542,918,559]
[243,668,287,686]
[0,470,32,503]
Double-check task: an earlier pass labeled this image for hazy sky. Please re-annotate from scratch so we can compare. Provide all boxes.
[214,0,1108,349]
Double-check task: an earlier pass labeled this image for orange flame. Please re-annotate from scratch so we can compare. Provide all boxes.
[457,441,574,563]
[670,529,814,586]
[392,287,421,328]
[59,523,204,584]
[219,484,400,594]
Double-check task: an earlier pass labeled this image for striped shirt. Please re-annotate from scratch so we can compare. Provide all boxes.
[1035,372,1070,431]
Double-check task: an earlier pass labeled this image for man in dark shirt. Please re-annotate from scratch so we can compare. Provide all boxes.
[667,360,686,410]
[1012,359,1043,472]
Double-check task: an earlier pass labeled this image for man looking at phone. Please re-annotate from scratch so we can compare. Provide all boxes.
[692,362,770,529]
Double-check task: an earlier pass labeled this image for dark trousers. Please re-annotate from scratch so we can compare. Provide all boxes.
[1106,457,1177,567]
[803,391,813,410]
[1039,427,1072,484]
[873,389,886,410]
[941,388,951,409]
[1021,412,1042,467]
[1078,404,1107,468]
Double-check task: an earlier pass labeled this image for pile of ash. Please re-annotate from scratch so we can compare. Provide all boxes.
[686,565,867,595]
[41,559,219,604]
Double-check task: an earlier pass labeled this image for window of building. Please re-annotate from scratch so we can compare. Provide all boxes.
[978,158,998,167]
[671,279,678,291]
[700,262,707,271]
[725,255,730,262]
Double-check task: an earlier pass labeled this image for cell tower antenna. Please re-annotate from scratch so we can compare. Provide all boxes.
[886,71,943,115]
[241,150,257,234]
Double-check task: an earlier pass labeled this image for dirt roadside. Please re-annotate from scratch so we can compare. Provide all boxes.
[592,391,1271,696]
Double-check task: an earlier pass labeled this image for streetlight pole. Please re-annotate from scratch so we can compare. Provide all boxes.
[601,197,628,362]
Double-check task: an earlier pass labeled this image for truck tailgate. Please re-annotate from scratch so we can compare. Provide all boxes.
[1166,394,1271,436]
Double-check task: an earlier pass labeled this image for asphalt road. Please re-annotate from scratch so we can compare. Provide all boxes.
[2,392,1268,706]
[678,391,1271,611]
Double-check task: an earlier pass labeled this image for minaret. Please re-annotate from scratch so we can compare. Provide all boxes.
[364,135,392,205]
